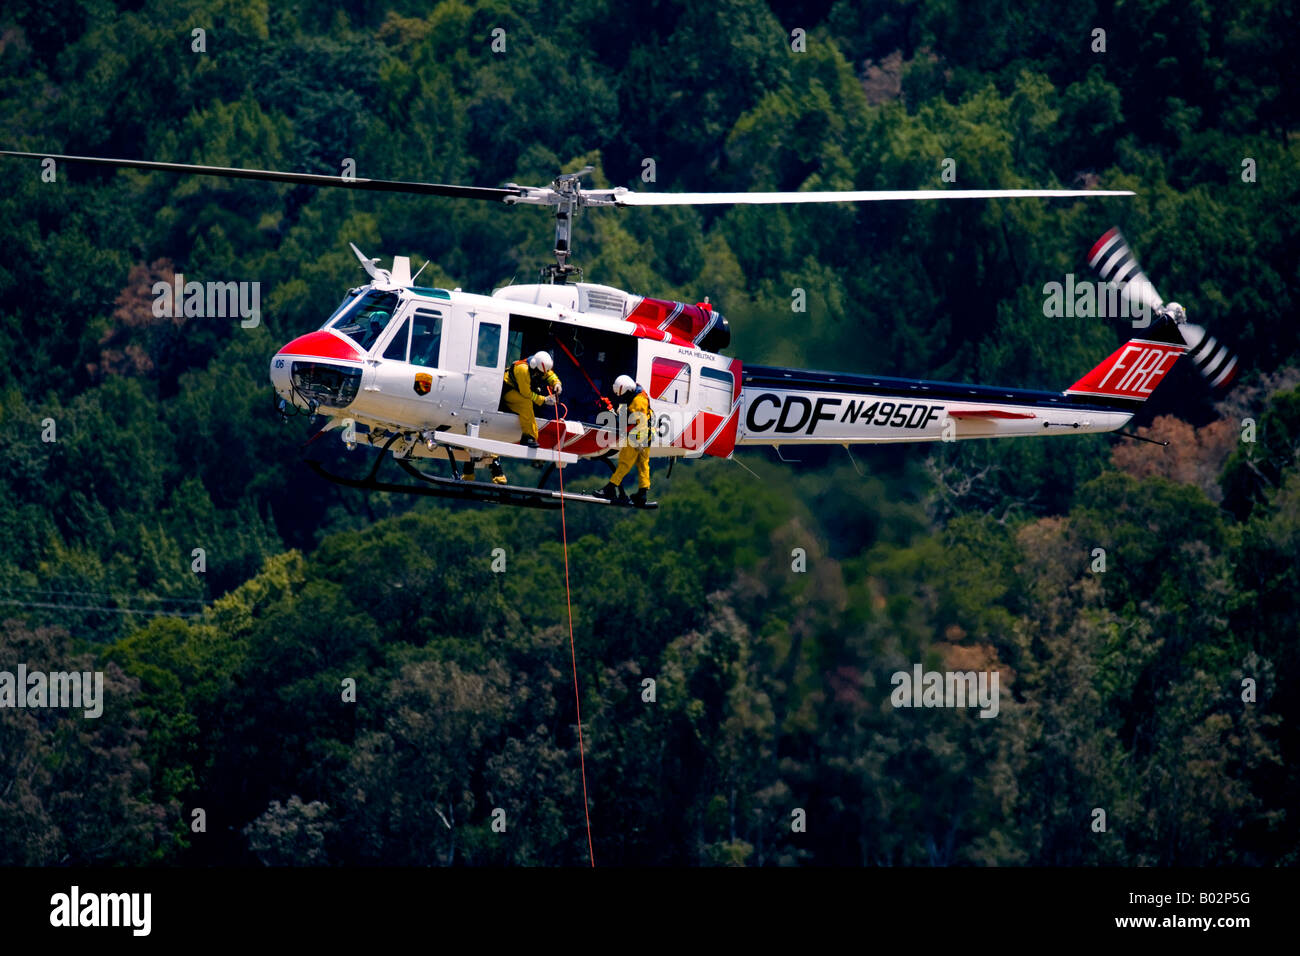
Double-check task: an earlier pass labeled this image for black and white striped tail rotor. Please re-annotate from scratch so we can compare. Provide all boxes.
[1087,226,1240,391]
[1179,321,1239,389]
[1087,227,1164,312]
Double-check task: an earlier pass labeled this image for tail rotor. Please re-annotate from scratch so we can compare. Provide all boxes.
[1086,227,1239,390]
[1179,320,1239,389]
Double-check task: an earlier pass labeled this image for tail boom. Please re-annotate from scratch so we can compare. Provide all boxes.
[736,312,1188,449]
[736,366,1134,447]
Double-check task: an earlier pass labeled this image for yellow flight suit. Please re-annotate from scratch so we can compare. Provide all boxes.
[611,389,653,490]
[502,359,560,440]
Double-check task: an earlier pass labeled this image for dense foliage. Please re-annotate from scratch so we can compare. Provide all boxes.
[1,0,1296,865]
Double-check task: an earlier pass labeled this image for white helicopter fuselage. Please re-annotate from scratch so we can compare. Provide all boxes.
[269,278,745,463]
[270,267,1164,468]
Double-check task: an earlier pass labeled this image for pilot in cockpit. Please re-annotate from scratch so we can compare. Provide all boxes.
[357,310,389,351]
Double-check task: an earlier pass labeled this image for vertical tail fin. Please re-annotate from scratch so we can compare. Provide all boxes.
[1065,314,1187,406]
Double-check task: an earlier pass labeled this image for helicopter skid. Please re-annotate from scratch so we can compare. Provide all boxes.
[306,457,655,510]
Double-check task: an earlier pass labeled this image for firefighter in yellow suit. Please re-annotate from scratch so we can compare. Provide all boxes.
[595,374,653,507]
[465,350,561,484]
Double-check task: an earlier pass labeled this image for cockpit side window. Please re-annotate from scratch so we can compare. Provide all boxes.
[382,317,411,361]
[330,291,400,351]
[409,309,443,367]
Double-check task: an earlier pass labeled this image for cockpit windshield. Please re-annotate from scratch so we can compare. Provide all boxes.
[329,291,400,352]
[323,289,362,327]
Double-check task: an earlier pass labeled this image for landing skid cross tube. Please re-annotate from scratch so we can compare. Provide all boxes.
[306,456,657,510]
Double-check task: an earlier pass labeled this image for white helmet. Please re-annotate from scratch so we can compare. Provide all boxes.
[612,374,637,396]
[529,350,554,372]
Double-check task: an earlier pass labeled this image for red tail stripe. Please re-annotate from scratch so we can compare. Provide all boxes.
[1088,227,1120,265]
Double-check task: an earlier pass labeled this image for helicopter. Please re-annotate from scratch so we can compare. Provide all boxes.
[0,151,1240,510]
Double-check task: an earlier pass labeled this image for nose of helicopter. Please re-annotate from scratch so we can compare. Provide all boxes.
[270,331,365,410]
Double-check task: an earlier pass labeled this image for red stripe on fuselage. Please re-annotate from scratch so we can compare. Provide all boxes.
[704,409,739,457]
[538,421,608,457]
[947,409,1036,419]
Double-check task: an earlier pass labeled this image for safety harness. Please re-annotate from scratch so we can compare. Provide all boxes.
[503,358,531,392]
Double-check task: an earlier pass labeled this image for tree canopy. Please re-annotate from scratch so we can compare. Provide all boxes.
[1,0,1296,865]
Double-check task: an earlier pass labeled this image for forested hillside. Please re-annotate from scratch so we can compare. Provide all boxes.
[1,0,1297,865]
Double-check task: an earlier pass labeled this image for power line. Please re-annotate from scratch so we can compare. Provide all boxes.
[0,600,202,618]
[0,589,205,619]
[0,587,205,606]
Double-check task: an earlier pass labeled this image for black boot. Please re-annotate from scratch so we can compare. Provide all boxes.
[520,435,539,449]
[490,460,508,485]
[630,488,649,508]
[461,460,476,481]
[594,482,619,501]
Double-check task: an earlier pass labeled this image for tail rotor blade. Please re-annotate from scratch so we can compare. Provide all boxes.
[1087,227,1241,391]
[1180,322,1240,389]
[1087,227,1164,312]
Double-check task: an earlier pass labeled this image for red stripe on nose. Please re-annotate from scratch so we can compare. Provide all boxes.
[277,331,362,361]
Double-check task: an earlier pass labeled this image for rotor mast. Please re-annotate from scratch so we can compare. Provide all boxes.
[506,165,595,283]
[548,166,591,283]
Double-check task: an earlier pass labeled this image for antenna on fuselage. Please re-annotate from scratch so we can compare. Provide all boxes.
[349,242,383,280]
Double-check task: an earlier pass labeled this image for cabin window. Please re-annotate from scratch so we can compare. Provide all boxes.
[410,310,443,367]
[700,366,734,415]
[475,322,502,367]
[650,357,691,404]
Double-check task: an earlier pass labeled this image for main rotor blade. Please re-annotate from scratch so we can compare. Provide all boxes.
[610,188,1134,206]
[0,150,521,202]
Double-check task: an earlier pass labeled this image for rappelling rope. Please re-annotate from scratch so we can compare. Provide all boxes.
[553,339,613,415]
[548,386,595,866]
